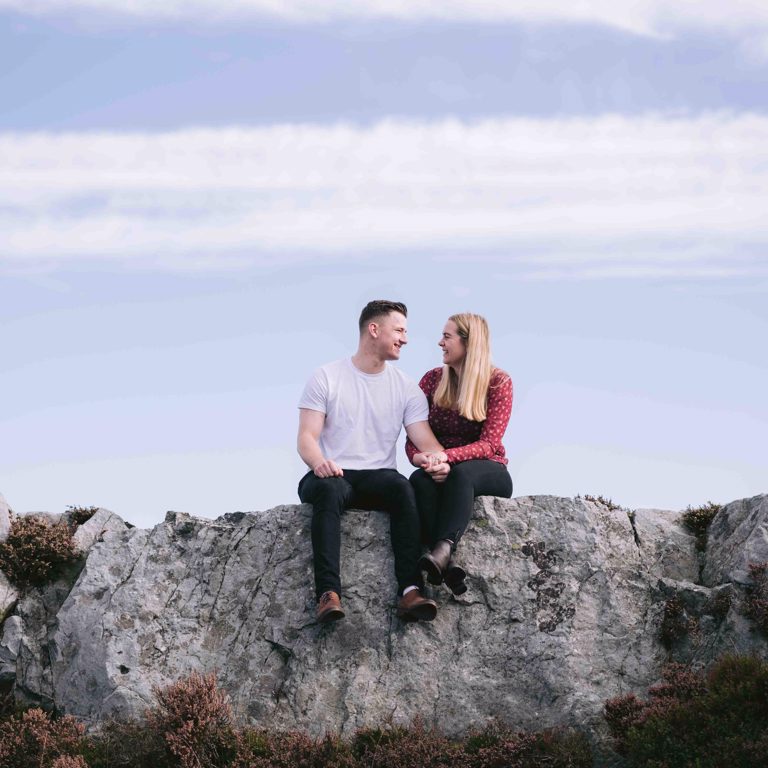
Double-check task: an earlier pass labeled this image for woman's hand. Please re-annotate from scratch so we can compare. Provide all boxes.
[428,462,451,483]
[414,452,450,482]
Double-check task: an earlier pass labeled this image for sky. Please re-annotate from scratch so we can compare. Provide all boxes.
[1,1,766,529]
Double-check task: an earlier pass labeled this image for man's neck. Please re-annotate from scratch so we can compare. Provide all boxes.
[351,348,386,375]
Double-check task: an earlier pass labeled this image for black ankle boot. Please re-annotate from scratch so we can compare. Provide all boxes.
[444,558,467,595]
[418,539,453,585]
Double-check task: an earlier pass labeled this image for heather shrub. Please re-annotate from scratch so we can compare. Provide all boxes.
[235,729,355,768]
[580,494,622,512]
[744,562,768,636]
[680,502,721,551]
[605,655,768,767]
[707,589,732,622]
[0,513,80,588]
[659,597,697,648]
[85,718,165,768]
[52,758,89,768]
[0,689,16,721]
[146,671,238,768]
[230,720,592,768]
[0,707,87,768]
[67,506,99,528]
[351,719,459,767]
[32,671,594,768]
[461,721,591,768]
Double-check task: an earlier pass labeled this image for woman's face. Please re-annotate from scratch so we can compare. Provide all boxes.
[439,320,466,368]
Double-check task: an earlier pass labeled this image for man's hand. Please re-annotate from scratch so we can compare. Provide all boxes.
[405,421,445,466]
[312,459,344,478]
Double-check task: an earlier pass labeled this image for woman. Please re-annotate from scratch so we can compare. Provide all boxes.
[406,313,513,595]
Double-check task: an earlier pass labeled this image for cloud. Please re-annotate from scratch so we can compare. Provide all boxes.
[3,0,768,39]
[2,114,768,279]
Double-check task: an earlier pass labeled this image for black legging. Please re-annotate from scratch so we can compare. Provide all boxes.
[410,459,513,547]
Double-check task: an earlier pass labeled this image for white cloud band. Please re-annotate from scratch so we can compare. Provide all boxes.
[3,0,768,38]
[2,114,767,278]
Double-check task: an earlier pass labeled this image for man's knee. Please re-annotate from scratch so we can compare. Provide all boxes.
[304,475,353,509]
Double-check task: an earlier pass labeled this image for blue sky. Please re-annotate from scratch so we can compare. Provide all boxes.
[1,1,766,527]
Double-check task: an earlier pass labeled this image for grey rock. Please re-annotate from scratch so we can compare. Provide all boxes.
[1,493,767,762]
[72,507,129,554]
[632,507,700,583]
[0,615,22,683]
[0,507,128,705]
[703,494,768,586]
[0,493,19,629]
[0,571,17,625]
[0,493,10,543]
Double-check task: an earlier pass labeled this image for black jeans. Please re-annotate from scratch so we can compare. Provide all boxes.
[298,468,422,600]
[410,459,513,548]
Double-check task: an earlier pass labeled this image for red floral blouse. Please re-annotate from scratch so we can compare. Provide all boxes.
[405,367,513,465]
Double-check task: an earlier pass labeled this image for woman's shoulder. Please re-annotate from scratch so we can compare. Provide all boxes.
[421,366,444,382]
[490,367,512,387]
[419,366,444,390]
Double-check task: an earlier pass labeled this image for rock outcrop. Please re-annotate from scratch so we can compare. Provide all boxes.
[0,493,767,760]
[0,494,17,627]
[0,493,10,543]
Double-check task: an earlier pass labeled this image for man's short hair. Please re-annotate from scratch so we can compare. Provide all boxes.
[358,300,408,333]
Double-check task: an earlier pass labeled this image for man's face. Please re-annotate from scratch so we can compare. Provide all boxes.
[372,311,408,360]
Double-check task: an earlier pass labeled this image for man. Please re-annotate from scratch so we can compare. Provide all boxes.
[297,299,447,623]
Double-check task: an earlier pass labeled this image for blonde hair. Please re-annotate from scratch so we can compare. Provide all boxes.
[433,313,492,421]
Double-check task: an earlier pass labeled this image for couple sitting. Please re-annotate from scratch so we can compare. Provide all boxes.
[297,299,513,623]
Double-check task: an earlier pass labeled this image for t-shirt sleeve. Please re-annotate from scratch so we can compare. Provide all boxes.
[297,368,328,413]
[403,378,429,427]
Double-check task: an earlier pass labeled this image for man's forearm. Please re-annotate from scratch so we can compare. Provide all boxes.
[297,432,325,469]
[405,421,444,455]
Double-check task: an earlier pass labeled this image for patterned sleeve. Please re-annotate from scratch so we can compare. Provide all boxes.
[444,372,513,464]
[404,369,439,462]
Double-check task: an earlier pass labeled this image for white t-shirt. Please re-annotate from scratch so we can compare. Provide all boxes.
[298,358,429,470]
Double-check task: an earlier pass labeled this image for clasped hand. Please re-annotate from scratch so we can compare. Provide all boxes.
[414,452,450,484]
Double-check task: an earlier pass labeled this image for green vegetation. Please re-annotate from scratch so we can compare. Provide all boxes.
[744,562,768,636]
[659,596,697,649]
[605,656,768,767]
[0,506,101,590]
[579,494,623,512]
[0,514,79,589]
[680,502,722,552]
[0,707,88,768]
[67,506,99,528]
[1,672,592,768]
[6,653,768,767]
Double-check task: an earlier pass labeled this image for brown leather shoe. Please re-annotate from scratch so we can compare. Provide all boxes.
[397,589,438,622]
[418,539,453,585]
[317,591,345,624]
